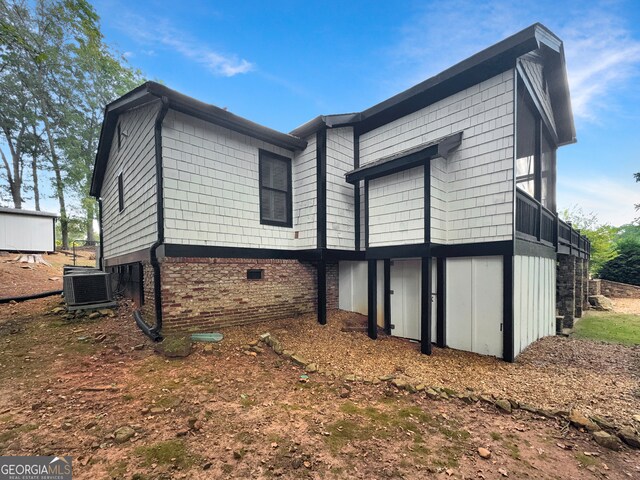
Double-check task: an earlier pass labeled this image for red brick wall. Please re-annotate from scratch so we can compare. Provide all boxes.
[141,261,156,320]
[327,261,338,310]
[159,257,327,333]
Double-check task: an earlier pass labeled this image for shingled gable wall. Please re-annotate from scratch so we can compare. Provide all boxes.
[153,257,338,334]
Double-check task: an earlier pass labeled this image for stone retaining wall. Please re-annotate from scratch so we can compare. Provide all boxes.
[589,279,640,298]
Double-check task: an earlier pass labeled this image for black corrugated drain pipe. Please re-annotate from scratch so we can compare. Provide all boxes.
[133,94,169,342]
[0,290,63,304]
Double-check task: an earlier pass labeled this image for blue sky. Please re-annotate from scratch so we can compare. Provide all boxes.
[10,0,640,226]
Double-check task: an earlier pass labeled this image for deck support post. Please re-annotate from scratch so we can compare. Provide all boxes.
[436,257,446,347]
[367,259,377,339]
[317,258,327,325]
[502,254,514,362]
[421,256,432,355]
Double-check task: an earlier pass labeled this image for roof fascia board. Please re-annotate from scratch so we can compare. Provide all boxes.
[516,62,560,145]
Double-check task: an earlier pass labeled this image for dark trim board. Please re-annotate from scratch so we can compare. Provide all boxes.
[515,239,557,259]
[161,244,320,261]
[502,254,515,362]
[316,128,327,248]
[317,259,327,325]
[367,259,378,340]
[366,243,430,260]
[346,145,438,184]
[431,240,513,258]
[325,249,366,261]
[383,259,391,333]
[424,162,431,243]
[364,179,370,249]
[103,248,151,267]
[354,132,360,251]
[420,256,433,354]
[436,257,446,347]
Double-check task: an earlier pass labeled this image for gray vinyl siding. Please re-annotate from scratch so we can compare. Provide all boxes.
[359,70,515,245]
[162,110,316,250]
[430,157,447,244]
[368,166,424,247]
[326,127,355,250]
[102,101,159,259]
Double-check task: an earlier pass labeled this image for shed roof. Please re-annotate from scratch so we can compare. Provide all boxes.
[0,207,58,218]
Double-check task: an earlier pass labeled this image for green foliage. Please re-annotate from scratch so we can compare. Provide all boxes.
[0,0,143,247]
[598,238,640,286]
[635,172,639,223]
[560,206,618,276]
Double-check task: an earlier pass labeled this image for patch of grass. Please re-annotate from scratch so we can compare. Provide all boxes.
[431,445,462,468]
[107,460,128,478]
[574,312,640,345]
[505,441,521,460]
[325,419,381,452]
[490,431,503,441]
[0,423,38,444]
[135,440,195,468]
[576,452,599,467]
[122,394,134,402]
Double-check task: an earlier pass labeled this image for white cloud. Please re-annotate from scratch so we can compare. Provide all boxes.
[557,176,639,226]
[115,14,253,77]
[388,1,640,121]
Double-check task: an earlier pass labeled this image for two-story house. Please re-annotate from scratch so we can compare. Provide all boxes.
[91,23,590,361]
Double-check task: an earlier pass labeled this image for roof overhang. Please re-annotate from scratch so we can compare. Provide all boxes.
[350,23,573,139]
[289,112,362,138]
[0,207,58,218]
[345,132,462,184]
[90,82,308,198]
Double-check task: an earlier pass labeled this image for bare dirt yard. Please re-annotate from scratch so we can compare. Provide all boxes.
[0,264,638,479]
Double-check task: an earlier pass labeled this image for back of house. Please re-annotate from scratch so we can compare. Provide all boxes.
[91,23,590,361]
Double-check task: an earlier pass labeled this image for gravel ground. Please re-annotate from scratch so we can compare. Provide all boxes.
[221,310,640,428]
[610,298,640,315]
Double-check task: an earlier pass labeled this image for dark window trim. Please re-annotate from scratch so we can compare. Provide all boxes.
[258,149,293,228]
[247,269,264,280]
[117,172,125,213]
[117,122,122,150]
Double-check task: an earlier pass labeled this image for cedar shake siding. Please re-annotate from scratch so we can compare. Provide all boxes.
[359,71,515,244]
[161,110,317,250]
[101,102,160,259]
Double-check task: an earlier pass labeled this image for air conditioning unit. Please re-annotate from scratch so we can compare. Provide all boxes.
[63,270,116,311]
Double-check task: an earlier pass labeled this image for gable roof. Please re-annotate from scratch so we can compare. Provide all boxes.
[290,23,575,145]
[90,82,308,197]
[91,24,575,198]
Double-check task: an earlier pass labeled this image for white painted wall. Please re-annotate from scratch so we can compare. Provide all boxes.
[338,260,384,323]
[514,255,556,356]
[0,213,55,252]
[360,71,515,245]
[162,110,316,250]
[102,102,160,259]
[446,256,503,357]
[326,127,355,250]
[368,166,424,247]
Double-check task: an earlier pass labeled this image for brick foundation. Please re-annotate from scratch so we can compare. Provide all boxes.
[141,261,156,320]
[158,257,337,334]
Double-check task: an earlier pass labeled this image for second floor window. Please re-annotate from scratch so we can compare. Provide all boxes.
[259,150,292,227]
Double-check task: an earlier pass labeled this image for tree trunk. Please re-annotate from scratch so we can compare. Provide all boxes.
[86,200,94,242]
[0,134,23,209]
[31,125,40,211]
[41,114,68,249]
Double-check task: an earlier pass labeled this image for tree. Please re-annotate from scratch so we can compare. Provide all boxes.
[560,206,618,276]
[635,172,639,223]
[1,0,142,246]
[599,238,640,286]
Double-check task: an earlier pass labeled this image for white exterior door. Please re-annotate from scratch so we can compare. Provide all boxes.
[446,256,503,357]
[389,259,437,342]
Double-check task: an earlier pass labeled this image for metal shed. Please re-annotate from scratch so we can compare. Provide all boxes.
[0,207,57,253]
